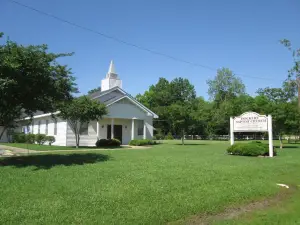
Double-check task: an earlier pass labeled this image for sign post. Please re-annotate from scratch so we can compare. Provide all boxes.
[268,115,273,157]
[230,117,234,145]
[230,112,273,157]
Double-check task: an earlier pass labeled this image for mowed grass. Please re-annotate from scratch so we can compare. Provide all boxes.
[0,140,300,224]
[1,143,126,151]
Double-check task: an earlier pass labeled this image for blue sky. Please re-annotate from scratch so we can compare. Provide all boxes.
[1,0,300,99]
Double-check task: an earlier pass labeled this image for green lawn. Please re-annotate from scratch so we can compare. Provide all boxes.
[0,143,126,151]
[0,140,299,224]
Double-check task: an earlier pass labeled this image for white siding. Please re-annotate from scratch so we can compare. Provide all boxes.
[98,118,132,145]
[64,117,152,146]
[106,98,148,119]
[145,116,154,139]
[30,116,67,146]
[66,121,98,147]
[0,127,8,143]
[10,95,155,146]
[106,98,154,142]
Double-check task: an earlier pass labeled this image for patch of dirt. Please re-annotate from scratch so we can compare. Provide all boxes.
[170,185,298,225]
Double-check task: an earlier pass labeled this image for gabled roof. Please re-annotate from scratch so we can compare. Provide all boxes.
[91,87,159,118]
[22,87,158,120]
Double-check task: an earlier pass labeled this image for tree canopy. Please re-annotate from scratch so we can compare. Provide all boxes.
[0,33,77,138]
[137,67,300,142]
[59,96,107,148]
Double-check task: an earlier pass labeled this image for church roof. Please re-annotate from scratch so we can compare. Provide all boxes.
[90,86,159,118]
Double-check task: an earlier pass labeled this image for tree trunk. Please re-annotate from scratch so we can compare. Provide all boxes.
[75,134,80,148]
[0,127,7,141]
[279,135,283,149]
[181,129,185,145]
[297,77,300,110]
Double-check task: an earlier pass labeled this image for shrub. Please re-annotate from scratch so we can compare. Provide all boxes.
[227,142,276,157]
[45,136,56,146]
[12,132,26,143]
[35,134,47,145]
[129,139,157,146]
[25,134,36,144]
[166,132,174,140]
[154,133,164,140]
[95,139,121,147]
[154,129,164,140]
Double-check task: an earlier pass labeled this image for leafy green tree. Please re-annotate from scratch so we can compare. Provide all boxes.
[280,39,300,80]
[136,78,196,137]
[0,32,77,139]
[280,39,300,107]
[168,102,193,145]
[205,68,247,135]
[191,97,213,136]
[169,77,196,103]
[88,87,101,95]
[137,78,172,135]
[256,87,297,148]
[59,96,107,148]
[207,68,245,102]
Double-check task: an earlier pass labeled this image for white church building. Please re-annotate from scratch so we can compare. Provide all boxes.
[1,61,158,146]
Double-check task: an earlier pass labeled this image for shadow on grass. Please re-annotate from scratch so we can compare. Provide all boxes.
[174,143,207,146]
[0,153,110,170]
[275,145,300,149]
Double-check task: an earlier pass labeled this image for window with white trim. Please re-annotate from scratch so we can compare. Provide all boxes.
[137,120,144,136]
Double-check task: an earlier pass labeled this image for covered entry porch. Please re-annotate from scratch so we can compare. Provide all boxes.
[96,118,147,145]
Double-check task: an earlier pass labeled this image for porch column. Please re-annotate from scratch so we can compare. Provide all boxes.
[143,120,146,140]
[131,119,135,140]
[111,118,114,139]
[96,121,100,140]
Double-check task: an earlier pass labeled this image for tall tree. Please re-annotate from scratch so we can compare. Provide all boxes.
[0,32,77,139]
[207,68,245,102]
[59,96,107,148]
[136,77,196,139]
[206,68,246,135]
[280,39,300,107]
[256,87,295,148]
[168,102,194,145]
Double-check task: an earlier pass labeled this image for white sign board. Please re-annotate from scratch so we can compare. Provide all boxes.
[233,112,268,132]
[230,112,273,157]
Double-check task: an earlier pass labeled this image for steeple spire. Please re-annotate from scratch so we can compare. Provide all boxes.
[106,60,118,78]
[108,60,116,74]
[101,60,122,91]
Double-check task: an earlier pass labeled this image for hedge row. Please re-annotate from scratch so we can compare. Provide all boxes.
[227,141,276,157]
[95,139,121,147]
[129,139,157,146]
[12,133,56,145]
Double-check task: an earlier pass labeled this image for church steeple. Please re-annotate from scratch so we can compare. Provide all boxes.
[106,60,118,79]
[101,60,122,91]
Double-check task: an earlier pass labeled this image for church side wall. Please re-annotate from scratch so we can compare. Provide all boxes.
[66,121,98,147]
[18,116,67,146]
[0,127,8,143]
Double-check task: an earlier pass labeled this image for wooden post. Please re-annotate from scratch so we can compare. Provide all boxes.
[96,121,100,140]
[131,119,135,140]
[111,118,114,139]
[143,120,146,140]
[230,117,234,145]
[268,115,274,157]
